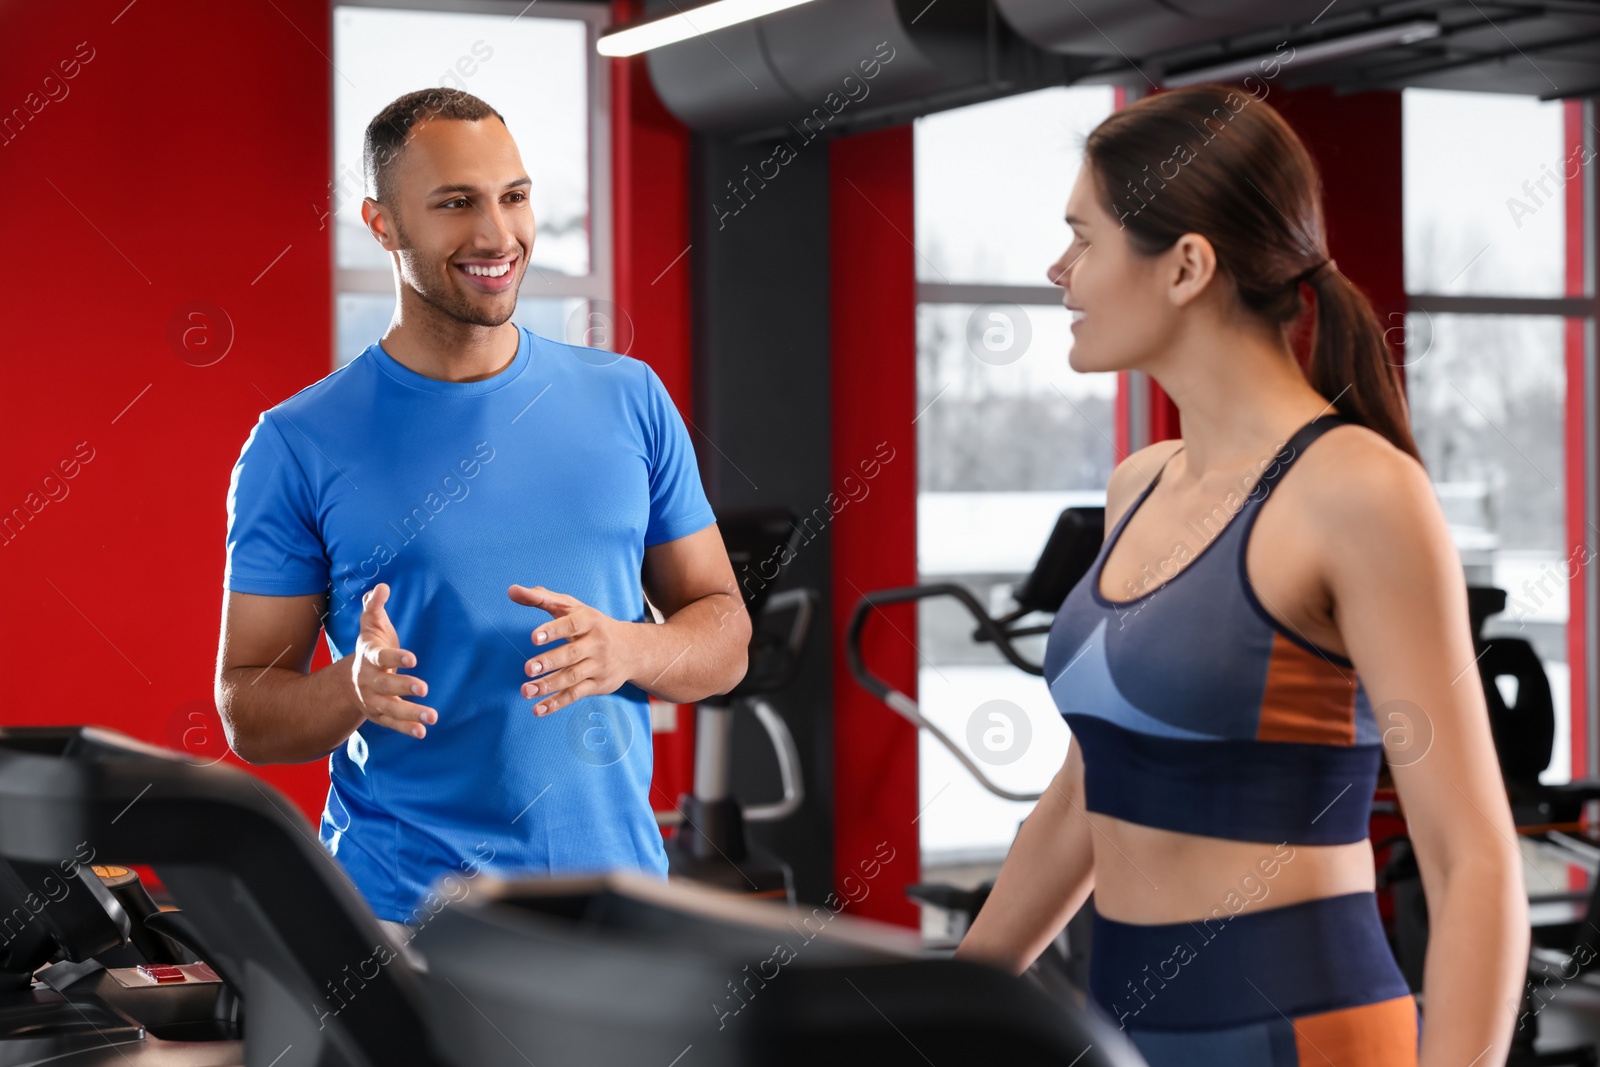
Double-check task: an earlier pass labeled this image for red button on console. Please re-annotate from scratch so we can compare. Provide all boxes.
[137,964,187,983]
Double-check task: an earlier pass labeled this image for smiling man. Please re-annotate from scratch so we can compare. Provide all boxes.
[215,89,749,947]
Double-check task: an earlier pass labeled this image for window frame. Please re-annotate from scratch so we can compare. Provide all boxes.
[328,0,613,363]
[913,87,1160,457]
[1404,95,1598,780]
[917,88,1600,780]
[913,84,1128,474]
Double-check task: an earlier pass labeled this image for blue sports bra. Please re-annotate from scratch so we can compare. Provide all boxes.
[1042,414,1381,845]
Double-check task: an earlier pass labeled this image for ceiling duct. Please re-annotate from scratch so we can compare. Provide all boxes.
[992,0,1334,57]
[644,0,991,139]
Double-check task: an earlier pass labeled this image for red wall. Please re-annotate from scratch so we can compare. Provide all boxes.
[0,0,336,816]
[1272,87,1407,377]
[610,0,699,817]
[0,0,702,829]
[829,127,921,927]
[1563,98,1590,780]
[610,0,694,406]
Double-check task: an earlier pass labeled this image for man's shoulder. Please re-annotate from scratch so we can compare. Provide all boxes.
[530,334,664,422]
[532,331,650,383]
[259,353,371,429]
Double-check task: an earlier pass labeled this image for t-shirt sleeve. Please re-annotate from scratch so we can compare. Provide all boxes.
[641,362,717,547]
[224,411,330,596]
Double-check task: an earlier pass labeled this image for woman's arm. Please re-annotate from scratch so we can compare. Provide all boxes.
[953,438,1183,975]
[1312,428,1529,1066]
[953,739,1097,975]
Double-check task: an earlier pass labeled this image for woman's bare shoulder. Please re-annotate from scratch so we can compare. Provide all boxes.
[1104,438,1186,535]
[1299,421,1429,508]
[1294,422,1441,561]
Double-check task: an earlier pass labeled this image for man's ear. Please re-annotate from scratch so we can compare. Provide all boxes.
[362,197,395,251]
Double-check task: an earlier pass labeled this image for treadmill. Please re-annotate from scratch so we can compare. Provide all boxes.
[0,721,1145,1065]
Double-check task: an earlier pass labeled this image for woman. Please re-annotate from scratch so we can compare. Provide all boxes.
[954,85,1528,1066]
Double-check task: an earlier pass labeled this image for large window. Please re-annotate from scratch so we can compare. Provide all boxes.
[331,2,611,368]
[912,87,1117,877]
[1402,89,1595,784]
[909,85,1598,886]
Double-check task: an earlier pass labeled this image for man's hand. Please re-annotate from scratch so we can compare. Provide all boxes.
[508,585,639,718]
[352,583,437,738]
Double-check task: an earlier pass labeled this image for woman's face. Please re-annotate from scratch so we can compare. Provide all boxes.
[1047,165,1180,375]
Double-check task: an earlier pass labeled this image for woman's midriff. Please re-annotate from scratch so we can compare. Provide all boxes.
[1086,812,1376,924]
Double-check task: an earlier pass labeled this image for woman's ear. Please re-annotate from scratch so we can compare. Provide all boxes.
[1166,232,1218,308]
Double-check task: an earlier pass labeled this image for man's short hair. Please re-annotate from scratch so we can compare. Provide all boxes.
[363,88,506,205]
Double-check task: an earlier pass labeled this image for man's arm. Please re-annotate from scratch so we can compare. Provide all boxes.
[506,525,749,716]
[216,587,435,764]
[634,523,750,702]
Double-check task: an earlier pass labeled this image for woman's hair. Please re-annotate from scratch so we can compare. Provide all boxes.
[1084,85,1422,464]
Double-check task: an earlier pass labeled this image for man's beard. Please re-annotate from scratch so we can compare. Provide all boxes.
[393,219,516,328]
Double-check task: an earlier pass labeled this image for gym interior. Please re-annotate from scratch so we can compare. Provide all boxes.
[3,0,1600,1064]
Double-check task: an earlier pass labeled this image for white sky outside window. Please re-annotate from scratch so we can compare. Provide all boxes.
[1403,88,1568,296]
[912,84,1583,862]
[333,7,591,277]
[916,87,1116,286]
[914,87,1115,865]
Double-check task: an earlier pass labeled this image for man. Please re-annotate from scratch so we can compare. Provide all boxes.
[216,88,749,951]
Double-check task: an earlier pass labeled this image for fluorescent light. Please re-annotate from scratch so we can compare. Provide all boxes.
[597,0,819,57]
[1162,19,1440,88]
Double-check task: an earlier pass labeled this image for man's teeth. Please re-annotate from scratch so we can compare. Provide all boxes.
[463,263,511,277]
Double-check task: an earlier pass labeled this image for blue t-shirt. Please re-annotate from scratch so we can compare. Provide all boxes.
[223,326,716,921]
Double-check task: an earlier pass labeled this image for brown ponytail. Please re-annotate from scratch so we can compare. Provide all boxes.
[1303,266,1421,463]
[1084,85,1422,464]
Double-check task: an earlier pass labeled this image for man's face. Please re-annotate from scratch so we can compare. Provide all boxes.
[369,118,535,328]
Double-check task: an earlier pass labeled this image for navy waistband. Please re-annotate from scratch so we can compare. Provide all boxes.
[1066,714,1383,845]
[1088,891,1410,1032]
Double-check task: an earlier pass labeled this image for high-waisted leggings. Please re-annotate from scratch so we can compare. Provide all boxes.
[1088,891,1420,1066]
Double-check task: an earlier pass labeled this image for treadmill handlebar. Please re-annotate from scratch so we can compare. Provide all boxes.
[742,696,804,822]
[846,583,1045,686]
[846,585,1045,804]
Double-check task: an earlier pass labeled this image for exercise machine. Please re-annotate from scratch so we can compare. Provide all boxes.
[846,505,1105,991]
[0,853,239,1066]
[1382,585,1600,1067]
[0,726,441,1067]
[659,508,816,901]
[0,723,1148,1066]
